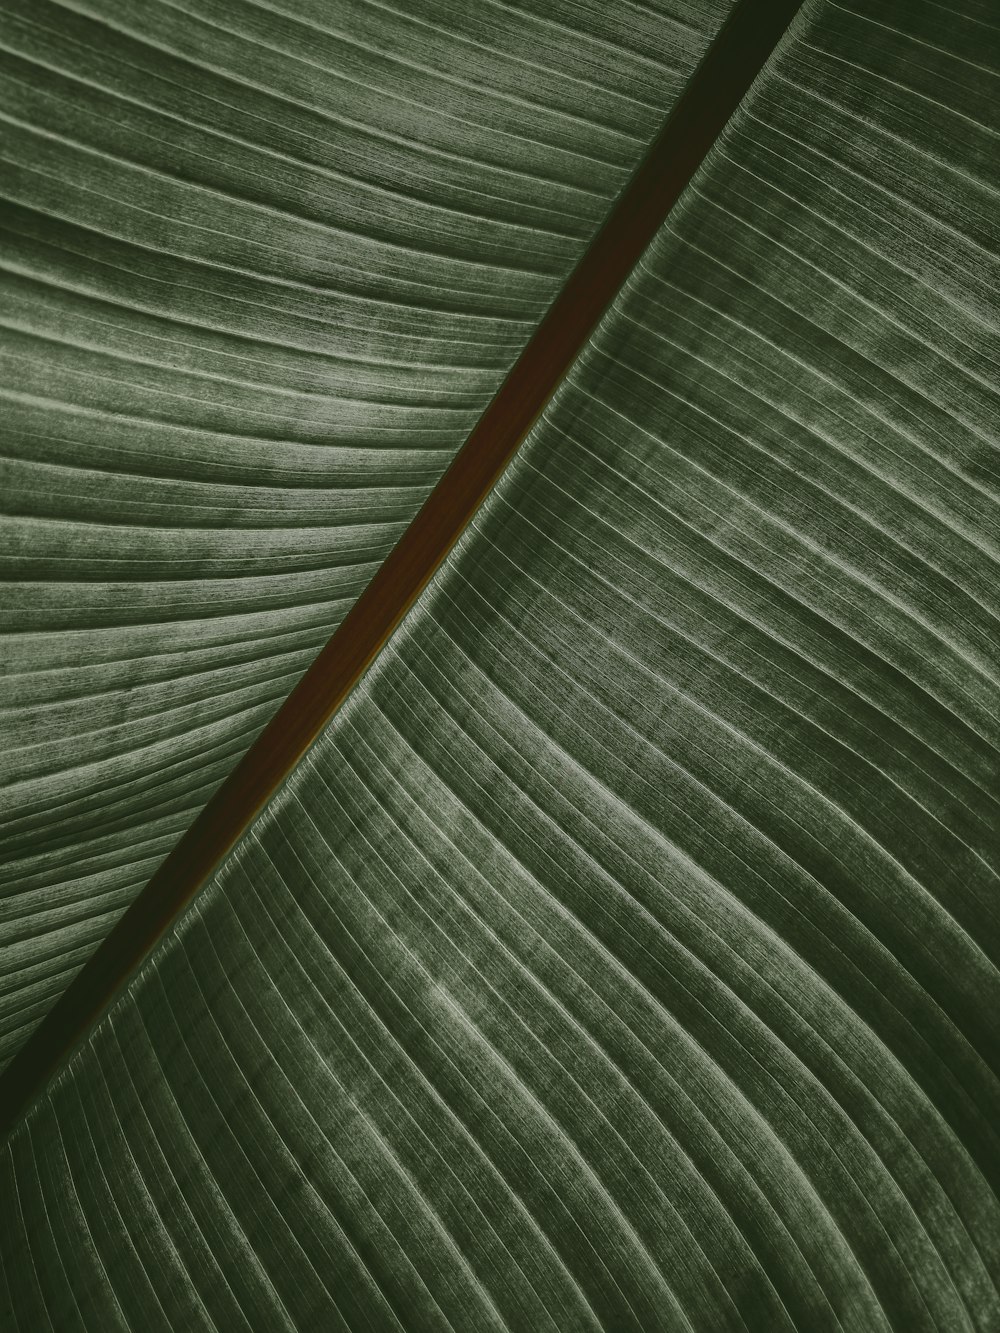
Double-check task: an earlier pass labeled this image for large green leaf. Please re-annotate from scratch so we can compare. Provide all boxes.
[4,0,998,1327]
[0,0,733,1065]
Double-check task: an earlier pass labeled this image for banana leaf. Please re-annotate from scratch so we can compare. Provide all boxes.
[0,0,731,1064]
[2,0,999,1329]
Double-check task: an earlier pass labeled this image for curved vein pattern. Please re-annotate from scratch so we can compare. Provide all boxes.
[0,0,732,1066]
[3,0,1000,1327]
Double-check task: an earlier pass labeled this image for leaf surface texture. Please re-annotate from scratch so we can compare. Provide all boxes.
[0,0,732,1064]
[4,0,999,1326]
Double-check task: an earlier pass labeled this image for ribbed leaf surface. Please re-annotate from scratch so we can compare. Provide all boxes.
[0,0,732,1064]
[3,0,999,1327]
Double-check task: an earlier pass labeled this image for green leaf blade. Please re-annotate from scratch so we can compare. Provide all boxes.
[0,0,733,1064]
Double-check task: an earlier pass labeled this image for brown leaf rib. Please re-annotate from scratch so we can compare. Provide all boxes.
[0,0,803,1138]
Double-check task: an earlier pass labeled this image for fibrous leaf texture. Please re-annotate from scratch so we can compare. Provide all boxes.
[2,0,1000,1330]
[0,0,731,1063]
